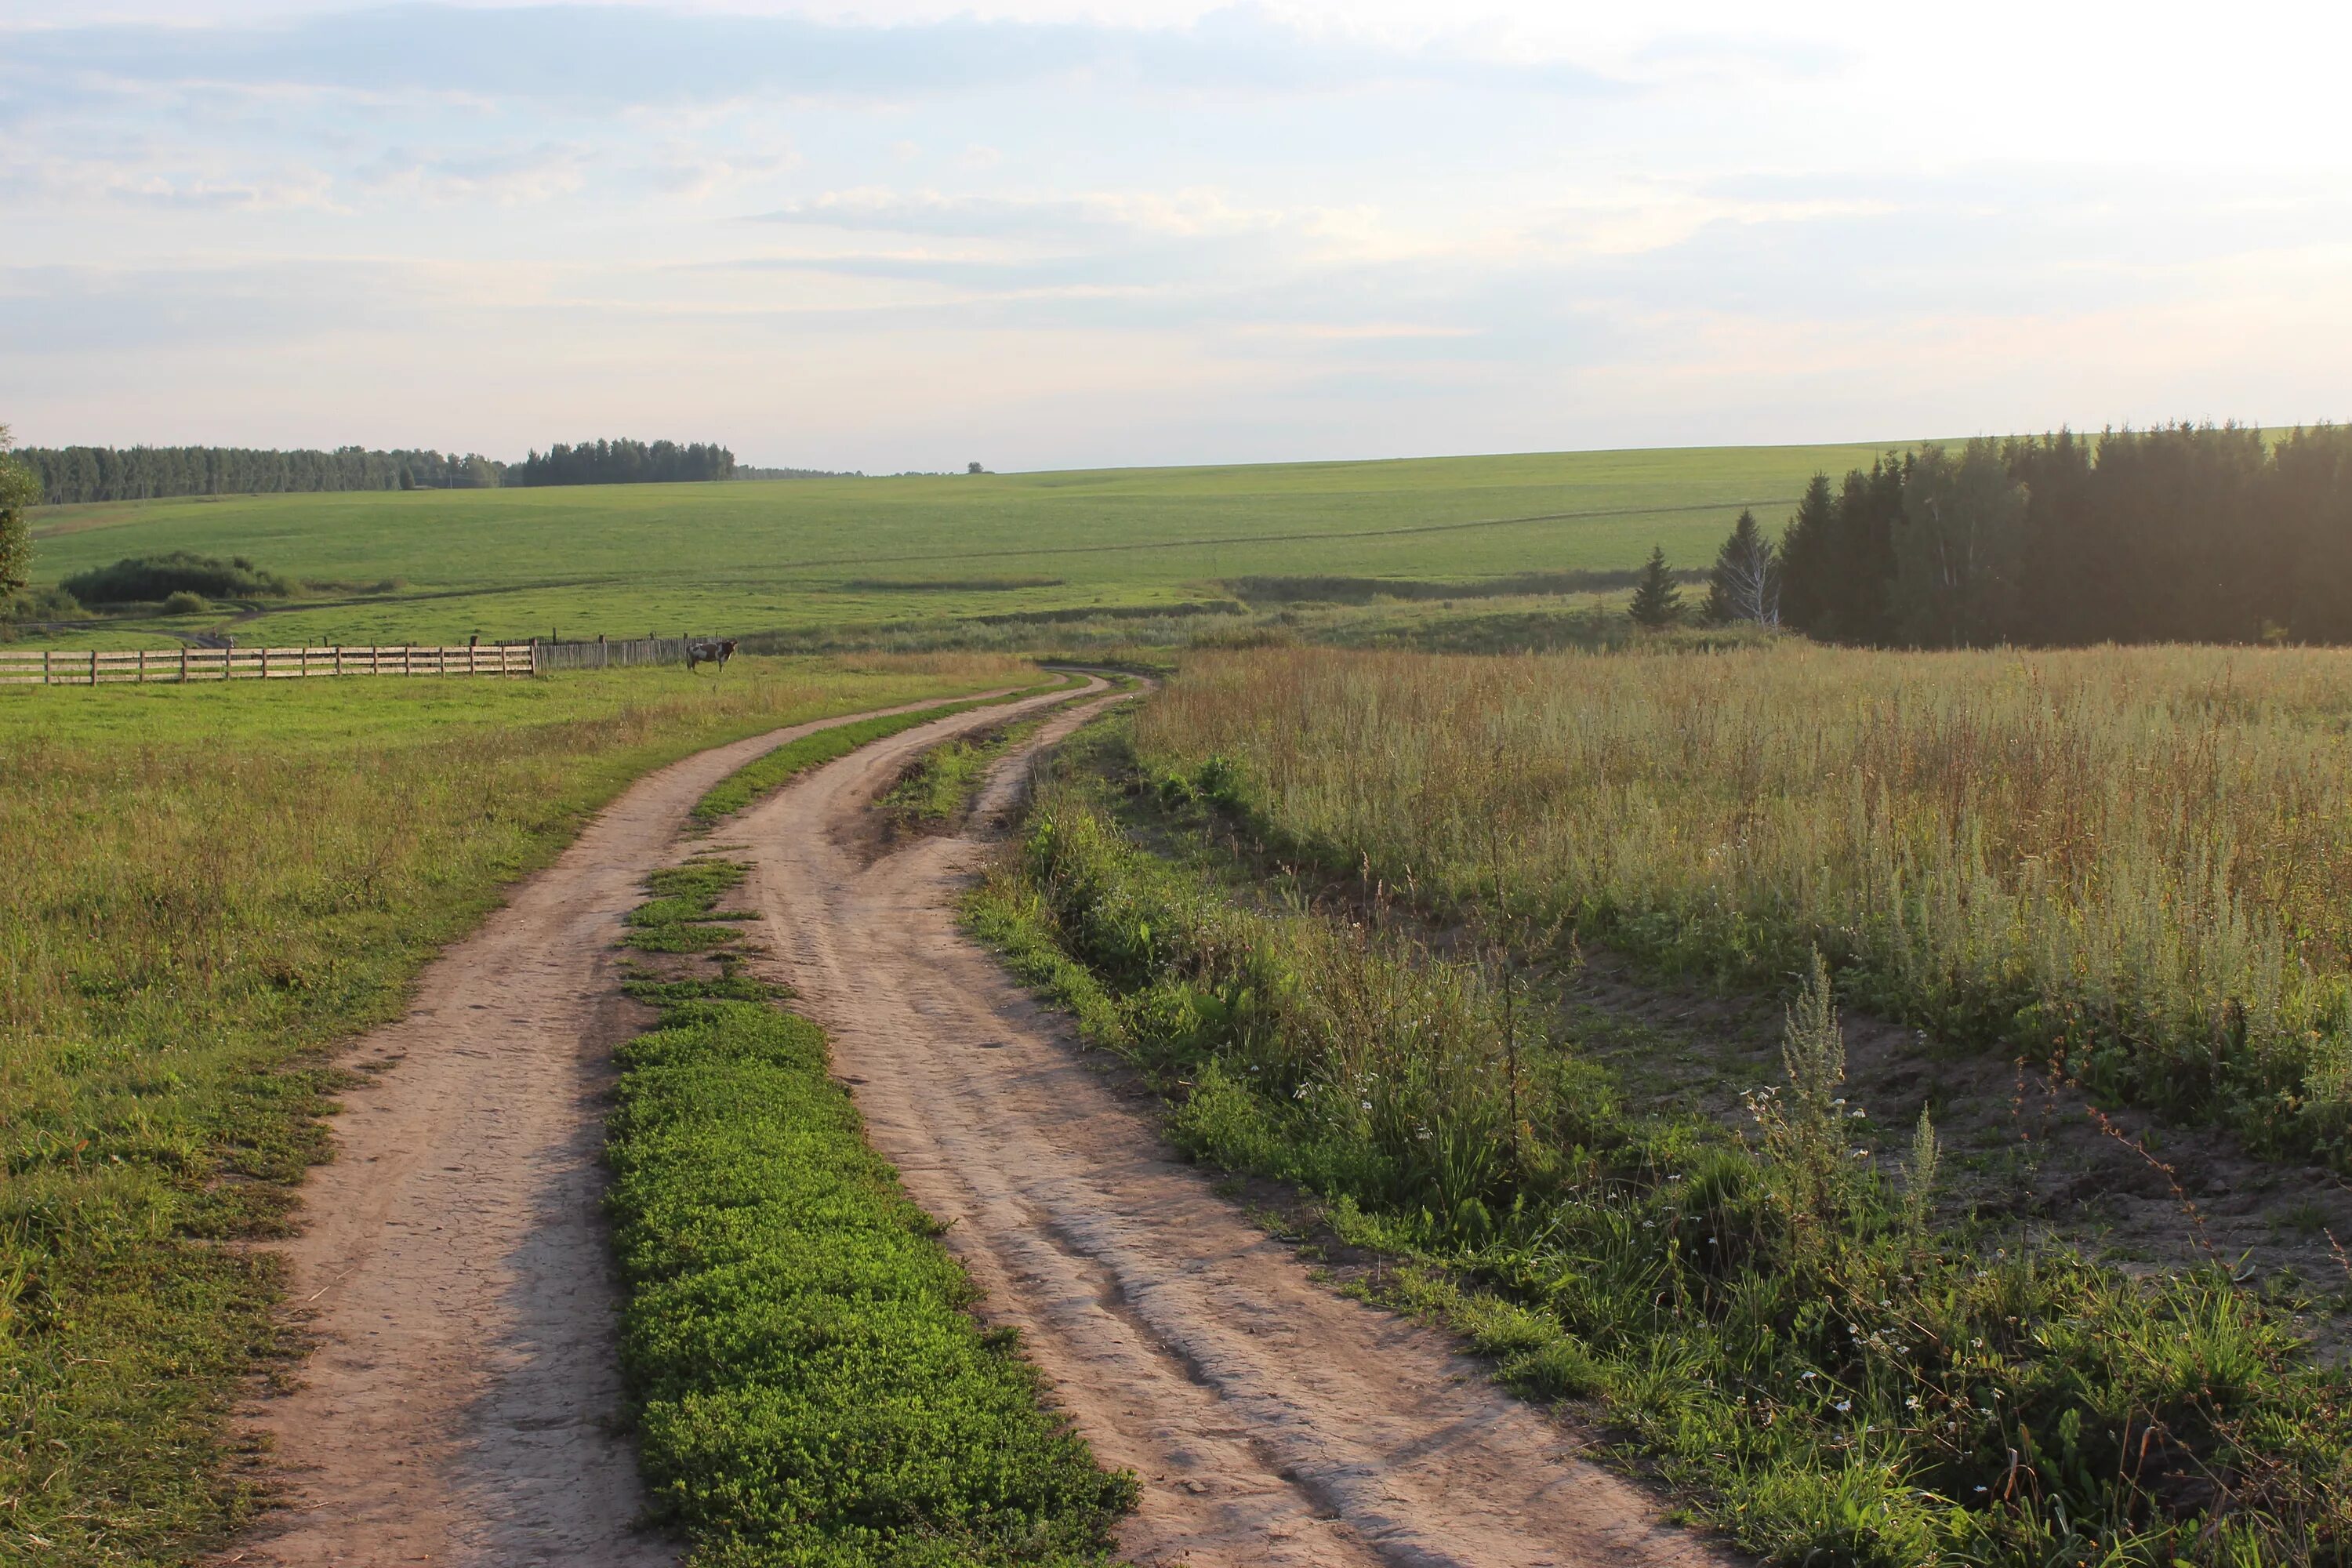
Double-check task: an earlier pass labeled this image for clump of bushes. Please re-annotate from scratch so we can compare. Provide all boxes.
[159,590,210,615]
[61,551,291,606]
[0,583,86,622]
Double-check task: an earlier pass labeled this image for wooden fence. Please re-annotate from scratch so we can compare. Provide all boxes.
[532,635,696,672]
[0,643,536,685]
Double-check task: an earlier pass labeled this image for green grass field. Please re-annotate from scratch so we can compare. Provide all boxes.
[17,443,1900,648]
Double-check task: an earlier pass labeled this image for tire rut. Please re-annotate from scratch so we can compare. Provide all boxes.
[219,687,1040,1568]
[733,685,1732,1568]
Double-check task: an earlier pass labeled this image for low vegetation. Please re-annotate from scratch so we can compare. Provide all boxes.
[60,550,292,605]
[877,715,1056,834]
[691,673,1083,826]
[1138,645,2352,1165]
[971,721,2352,1566]
[0,655,1030,1566]
[608,862,1136,1565]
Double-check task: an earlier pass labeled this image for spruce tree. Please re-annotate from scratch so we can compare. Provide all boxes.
[1628,544,1682,630]
[1704,508,1780,626]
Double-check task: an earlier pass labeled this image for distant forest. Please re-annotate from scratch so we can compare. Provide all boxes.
[736,464,864,481]
[1775,423,2352,646]
[20,436,745,503]
[508,439,734,488]
[23,446,506,504]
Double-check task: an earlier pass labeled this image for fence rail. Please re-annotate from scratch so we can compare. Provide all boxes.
[0,643,536,685]
[532,635,696,672]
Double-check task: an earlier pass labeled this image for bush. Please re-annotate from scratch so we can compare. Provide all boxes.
[160,590,211,615]
[61,551,291,606]
[0,583,86,622]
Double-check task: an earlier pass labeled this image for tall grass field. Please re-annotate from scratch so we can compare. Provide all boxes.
[0,655,1031,1565]
[972,716,2352,1566]
[1134,644,2352,1163]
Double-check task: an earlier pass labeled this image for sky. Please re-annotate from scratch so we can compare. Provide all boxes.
[3,0,2349,472]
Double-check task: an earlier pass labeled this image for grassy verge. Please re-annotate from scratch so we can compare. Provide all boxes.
[967,720,2352,1568]
[0,655,1033,1566]
[607,861,1137,1565]
[691,673,1085,826]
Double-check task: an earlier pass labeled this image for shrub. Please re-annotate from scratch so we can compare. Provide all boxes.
[160,590,211,615]
[61,551,291,605]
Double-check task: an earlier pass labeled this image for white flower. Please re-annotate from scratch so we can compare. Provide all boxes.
[1834,1400,1852,1413]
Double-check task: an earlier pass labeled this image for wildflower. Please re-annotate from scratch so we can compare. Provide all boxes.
[1798,1370,1817,1381]
[1834,1400,1852,1413]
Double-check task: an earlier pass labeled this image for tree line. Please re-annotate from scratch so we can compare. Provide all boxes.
[508,438,734,487]
[1645,423,2352,645]
[21,445,506,504]
[14,435,746,503]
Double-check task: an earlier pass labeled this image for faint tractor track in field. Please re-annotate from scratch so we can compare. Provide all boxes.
[216,684,1072,1568]
[730,684,1736,1568]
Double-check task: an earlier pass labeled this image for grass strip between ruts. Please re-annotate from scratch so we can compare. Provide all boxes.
[690,672,1087,826]
[607,862,1136,1566]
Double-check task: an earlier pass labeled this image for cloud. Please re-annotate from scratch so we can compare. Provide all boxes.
[1,3,1624,112]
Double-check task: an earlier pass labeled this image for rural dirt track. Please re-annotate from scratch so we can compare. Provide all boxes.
[230,673,1726,1568]
[735,684,1731,1568]
[224,688,1046,1568]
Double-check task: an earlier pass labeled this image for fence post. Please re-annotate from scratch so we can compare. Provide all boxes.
[335,646,343,677]
[137,648,147,683]
[89,650,99,687]
[180,647,189,683]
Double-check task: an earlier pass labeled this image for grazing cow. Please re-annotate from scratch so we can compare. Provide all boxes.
[686,637,739,675]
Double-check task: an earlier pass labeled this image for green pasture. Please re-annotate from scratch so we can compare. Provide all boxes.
[17,442,1900,648]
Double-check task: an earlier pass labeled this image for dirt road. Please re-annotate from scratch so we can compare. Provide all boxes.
[227,688,1053,1568]
[234,676,1723,1568]
[734,689,1728,1568]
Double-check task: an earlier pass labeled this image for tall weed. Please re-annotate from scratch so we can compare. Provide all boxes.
[1137,645,2352,1161]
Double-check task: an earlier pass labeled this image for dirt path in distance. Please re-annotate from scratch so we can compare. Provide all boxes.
[223,685,1067,1568]
[735,688,1732,1568]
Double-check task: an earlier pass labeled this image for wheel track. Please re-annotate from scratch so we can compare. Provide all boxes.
[732,684,1733,1568]
[220,684,1056,1568]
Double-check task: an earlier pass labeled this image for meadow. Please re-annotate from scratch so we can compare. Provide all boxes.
[1133,644,2352,1164]
[0,655,1033,1565]
[973,714,2352,1566]
[14,441,1895,649]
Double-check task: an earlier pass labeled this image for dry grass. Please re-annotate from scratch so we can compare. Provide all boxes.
[1138,643,2352,1160]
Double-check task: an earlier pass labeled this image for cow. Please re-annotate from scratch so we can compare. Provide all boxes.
[686,637,738,675]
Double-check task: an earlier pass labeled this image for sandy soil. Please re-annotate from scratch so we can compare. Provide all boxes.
[221,688,1034,1568]
[730,688,1731,1568]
